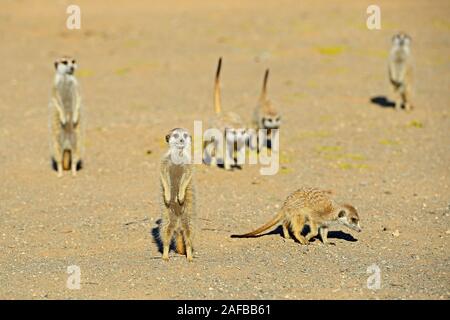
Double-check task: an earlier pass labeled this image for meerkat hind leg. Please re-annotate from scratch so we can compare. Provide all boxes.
[305,222,319,243]
[291,215,307,245]
[282,222,291,239]
[161,218,176,261]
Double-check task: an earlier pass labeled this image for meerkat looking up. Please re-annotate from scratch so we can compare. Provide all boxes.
[388,32,414,111]
[250,69,281,152]
[203,57,247,171]
[49,56,83,177]
[231,187,361,245]
[160,128,196,262]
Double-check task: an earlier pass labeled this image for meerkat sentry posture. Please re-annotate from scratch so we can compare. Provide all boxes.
[231,187,361,245]
[160,128,196,262]
[49,56,83,177]
[388,33,414,111]
[251,69,281,152]
[203,57,247,170]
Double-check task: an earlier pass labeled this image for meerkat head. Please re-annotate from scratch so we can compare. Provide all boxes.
[335,204,361,232]
[392,33,411,48]
[261,108,281,130]
[225,127,247,145]
[165,128,192,150]
[54,56,77,75]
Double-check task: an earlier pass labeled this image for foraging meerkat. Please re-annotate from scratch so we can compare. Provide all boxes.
[160,128,195,262]
[388,33,414,111]
[203,57,247,170]
[49,56,83,177]
[231,187,361,245]
[251,69,281,151]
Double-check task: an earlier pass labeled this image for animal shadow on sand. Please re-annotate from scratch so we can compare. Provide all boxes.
[370,96,395,109]
[261,225,358,243]
[151,219,179,254]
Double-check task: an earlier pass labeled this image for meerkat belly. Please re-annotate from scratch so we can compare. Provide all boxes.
[169,165,184,213]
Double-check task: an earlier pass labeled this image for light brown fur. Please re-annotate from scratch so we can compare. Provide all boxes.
[204,57,246,170]
[231,187,361,245]
[251,69,281,152]
[160,128,195,262]
[49,56,83,177]
[388,32,414,111]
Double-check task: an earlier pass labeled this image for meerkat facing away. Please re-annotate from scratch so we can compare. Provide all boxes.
[160,128,196,262]
[388,33,414,111]
[49,56,83,177]
[250,69,281,152]
[203,57,247,171]
[231,187,361,245]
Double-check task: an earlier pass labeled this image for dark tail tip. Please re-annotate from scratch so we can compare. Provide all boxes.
[216,57,222,79]
[230,234,240,238]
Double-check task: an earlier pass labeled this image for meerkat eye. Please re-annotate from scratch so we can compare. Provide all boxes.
[62,60,68,65]
[338,210,346,218]
[183,133,188,139]
[173,133,179,139]
[72,60,76,64]
[351,218,358,223]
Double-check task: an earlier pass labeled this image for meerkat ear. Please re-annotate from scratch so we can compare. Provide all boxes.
[165,134,171,143]
[54,61,59,69]
[338,210,346,218]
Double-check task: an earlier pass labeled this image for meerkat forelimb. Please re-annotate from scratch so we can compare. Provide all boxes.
[231,187,361,245]
[49,56,83,177]
[204,57,247,170]
[159,128,195,262]
[250,69,281,152]
[388,33,414,111]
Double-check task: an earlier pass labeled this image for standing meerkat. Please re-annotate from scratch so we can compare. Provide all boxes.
[231,187,361,245]
[388,32,414,111]
[203,57,247,170]
[49,56,83,177]
[160,128,196,262]
[251,69,281,152]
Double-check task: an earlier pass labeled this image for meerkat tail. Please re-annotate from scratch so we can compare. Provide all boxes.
[231,211,283,238]
[214,57,222,114]
[176,232,186,255]
[62,150,71,171]
[259,68,270,103]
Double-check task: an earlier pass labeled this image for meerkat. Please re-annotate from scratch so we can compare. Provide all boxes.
[160,128,196,262]
[49,56,83,177]
[203,57,247,170]
[231,187,361,245]
[388,32,414,111]
[251,69,281,152]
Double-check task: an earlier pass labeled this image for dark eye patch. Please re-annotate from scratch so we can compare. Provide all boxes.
[351,218,358,223]
[173,133,179,139]
[72,60,76,64]
[62,60,68,65]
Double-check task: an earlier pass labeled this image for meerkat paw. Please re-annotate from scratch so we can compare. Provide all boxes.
[162,254,169,261]
[163,191,171,205]
[177,192,185,205]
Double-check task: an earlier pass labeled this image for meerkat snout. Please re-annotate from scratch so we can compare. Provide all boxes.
[54,57,77,75]
[337,205,362,232]
[166,128,191,149]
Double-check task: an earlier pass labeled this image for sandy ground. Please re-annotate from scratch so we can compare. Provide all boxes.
[0,0,449,299]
